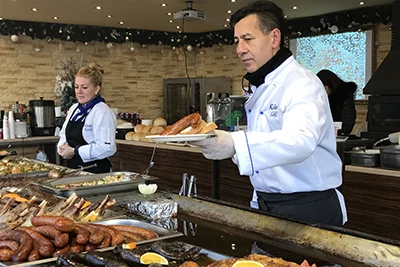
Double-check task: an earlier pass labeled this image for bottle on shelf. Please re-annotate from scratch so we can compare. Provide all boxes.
[8,111,15,139]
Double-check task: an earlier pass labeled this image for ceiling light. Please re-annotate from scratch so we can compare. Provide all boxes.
[176,26,180,29]
[231,0,236,2]
[227,10,232,14]
[96,6,102,10]
[226,18,230,22]
[224,24,228,27]
[167,12,172,15]
[0,18,3,20]
[32,8,38,11]
[53,16,59,20]
[119,21,124,25]
[161,3,167,7]
[107,15,112,18]
[359,1,365,5]
[169,20,173,23]
[292,6,298,10]
[284,15,288,18]
[179,31,182,33]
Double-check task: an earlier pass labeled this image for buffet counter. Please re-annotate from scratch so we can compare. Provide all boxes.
[112,140,400,242]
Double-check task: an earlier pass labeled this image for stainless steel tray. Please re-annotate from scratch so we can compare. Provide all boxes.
[37,172,159,197]
[6,218,183,267]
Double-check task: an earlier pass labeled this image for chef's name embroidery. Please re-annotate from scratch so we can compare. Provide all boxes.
[84,125,93,131]
[269,104,278,117]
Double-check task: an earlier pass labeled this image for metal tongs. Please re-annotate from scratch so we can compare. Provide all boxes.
[179,173,197,197]
[131,143,157,179]
[64,163,97,177]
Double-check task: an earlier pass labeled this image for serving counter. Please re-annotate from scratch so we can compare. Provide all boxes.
[111,140,400,242]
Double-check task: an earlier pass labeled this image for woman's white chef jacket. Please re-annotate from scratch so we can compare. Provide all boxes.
[57,102,117,163]
[231,56,347,223]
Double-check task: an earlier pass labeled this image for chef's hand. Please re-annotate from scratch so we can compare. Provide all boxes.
[58,144,75,159]
[190,130,235,160]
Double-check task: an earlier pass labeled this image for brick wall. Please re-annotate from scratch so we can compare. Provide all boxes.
[0,23,392,127]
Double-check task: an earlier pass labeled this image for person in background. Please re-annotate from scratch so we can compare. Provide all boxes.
[316,69,357,135]
[192,0,346,227]
[57,62,117,173]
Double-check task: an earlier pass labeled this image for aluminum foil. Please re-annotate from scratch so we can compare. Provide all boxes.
[126,198,178,220]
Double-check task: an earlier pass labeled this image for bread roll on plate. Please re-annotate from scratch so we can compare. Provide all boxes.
[150,126,165,135]
[153,117,167,127]
[134,124,145,133]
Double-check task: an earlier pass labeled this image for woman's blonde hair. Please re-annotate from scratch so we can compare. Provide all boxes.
[76,62,104,87]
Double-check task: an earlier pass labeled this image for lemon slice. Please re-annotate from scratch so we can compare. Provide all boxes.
[232,260,264,267]
[138,183,158,195]
[140,252,168,265]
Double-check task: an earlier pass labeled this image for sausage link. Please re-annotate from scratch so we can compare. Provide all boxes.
[31,216,75,232]
[110,225,158,239]
[18,226,55,257]
[76,224,104,245]
[161,113,201,135]
[52,245,70,257]
[86,224,124,245]
[31,226,69,248]
[0,240,19,251]
[70,238,85,253]
[73,225,90,245]
[0,230,33,262]
[85,243,98,252]
[0,248,14,262]
[27,240,41,262]
[119,230,145,242]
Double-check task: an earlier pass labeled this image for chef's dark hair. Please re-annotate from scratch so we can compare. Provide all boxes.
[76,62,104,87]
[230,0,286,46]
[316,69,344,95]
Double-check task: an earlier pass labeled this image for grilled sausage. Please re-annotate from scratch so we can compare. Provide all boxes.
[31,216,75,232]
[85,243,98,252]
[86,224,124,245]
[52,245,71,257]
[110,225,158,239]
[70,238,85,253]
[18,226,55,257]
[0,230,33,262]
[32,226,69,248]
[73,225,90,245]
[27,240,41,262]
[76,224,104,245]
[0,240,19,251]
[0,248,14,262]
[161,113,202,135]
[118,230,145,242]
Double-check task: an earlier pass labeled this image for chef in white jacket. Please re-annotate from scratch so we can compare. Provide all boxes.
[193,0,347,227]
[58,62,117,173]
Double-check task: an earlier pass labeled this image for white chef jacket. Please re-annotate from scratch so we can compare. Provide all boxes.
[57,102,117,163]
[231,56,347,223]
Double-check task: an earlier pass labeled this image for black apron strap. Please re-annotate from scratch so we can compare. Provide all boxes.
[256,189,343,227]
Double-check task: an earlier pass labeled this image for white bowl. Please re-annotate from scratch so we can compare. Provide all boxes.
[138,183,158,195]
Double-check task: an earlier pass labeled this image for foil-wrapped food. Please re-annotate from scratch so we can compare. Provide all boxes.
[126,199,178,220]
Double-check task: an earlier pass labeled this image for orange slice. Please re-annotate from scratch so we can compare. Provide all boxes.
[140,252,168,265]
[232,260,264,267]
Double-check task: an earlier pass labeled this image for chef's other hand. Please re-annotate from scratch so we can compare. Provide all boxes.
[190,130,235,160]
[58,144,75,159]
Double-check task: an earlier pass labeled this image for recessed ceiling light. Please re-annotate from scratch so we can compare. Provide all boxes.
[231,0,236,2]
[107,15,112,18]
[167,12,172,15]
[32,8,38,11]
[284,15,288,18]
[176,26,180,29]
[226,18,230,22]
[96,6,102,10]
[161,3,167,7]
[169,20,173,23]
[224,24,228,27]
[227,10,232,14]
[53,16,59,20]
[292,6,298,10]
[0,18,3,20]
[119,21,124,25]
[179,31,182,33]
[359,1,365,5]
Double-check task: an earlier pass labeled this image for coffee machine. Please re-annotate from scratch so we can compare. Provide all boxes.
[29,97,56,136]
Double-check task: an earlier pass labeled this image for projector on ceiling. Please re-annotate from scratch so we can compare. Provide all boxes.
[173,1,206,20]
[173,10,206,20]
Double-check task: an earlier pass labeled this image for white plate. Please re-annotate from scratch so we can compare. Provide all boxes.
[146,134,214,142]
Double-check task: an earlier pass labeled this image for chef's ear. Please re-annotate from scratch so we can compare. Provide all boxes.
[270,28,281,49]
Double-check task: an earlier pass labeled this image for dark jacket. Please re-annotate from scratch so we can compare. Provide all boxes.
[329,82,357,134]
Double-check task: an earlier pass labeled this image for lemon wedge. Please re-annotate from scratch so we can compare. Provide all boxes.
[138,183,158,195]
[140,252,168,265]
[232,260,264,267]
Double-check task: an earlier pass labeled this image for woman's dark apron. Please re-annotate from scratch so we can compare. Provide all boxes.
[256,188,343,227]
[65,108,111,173]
